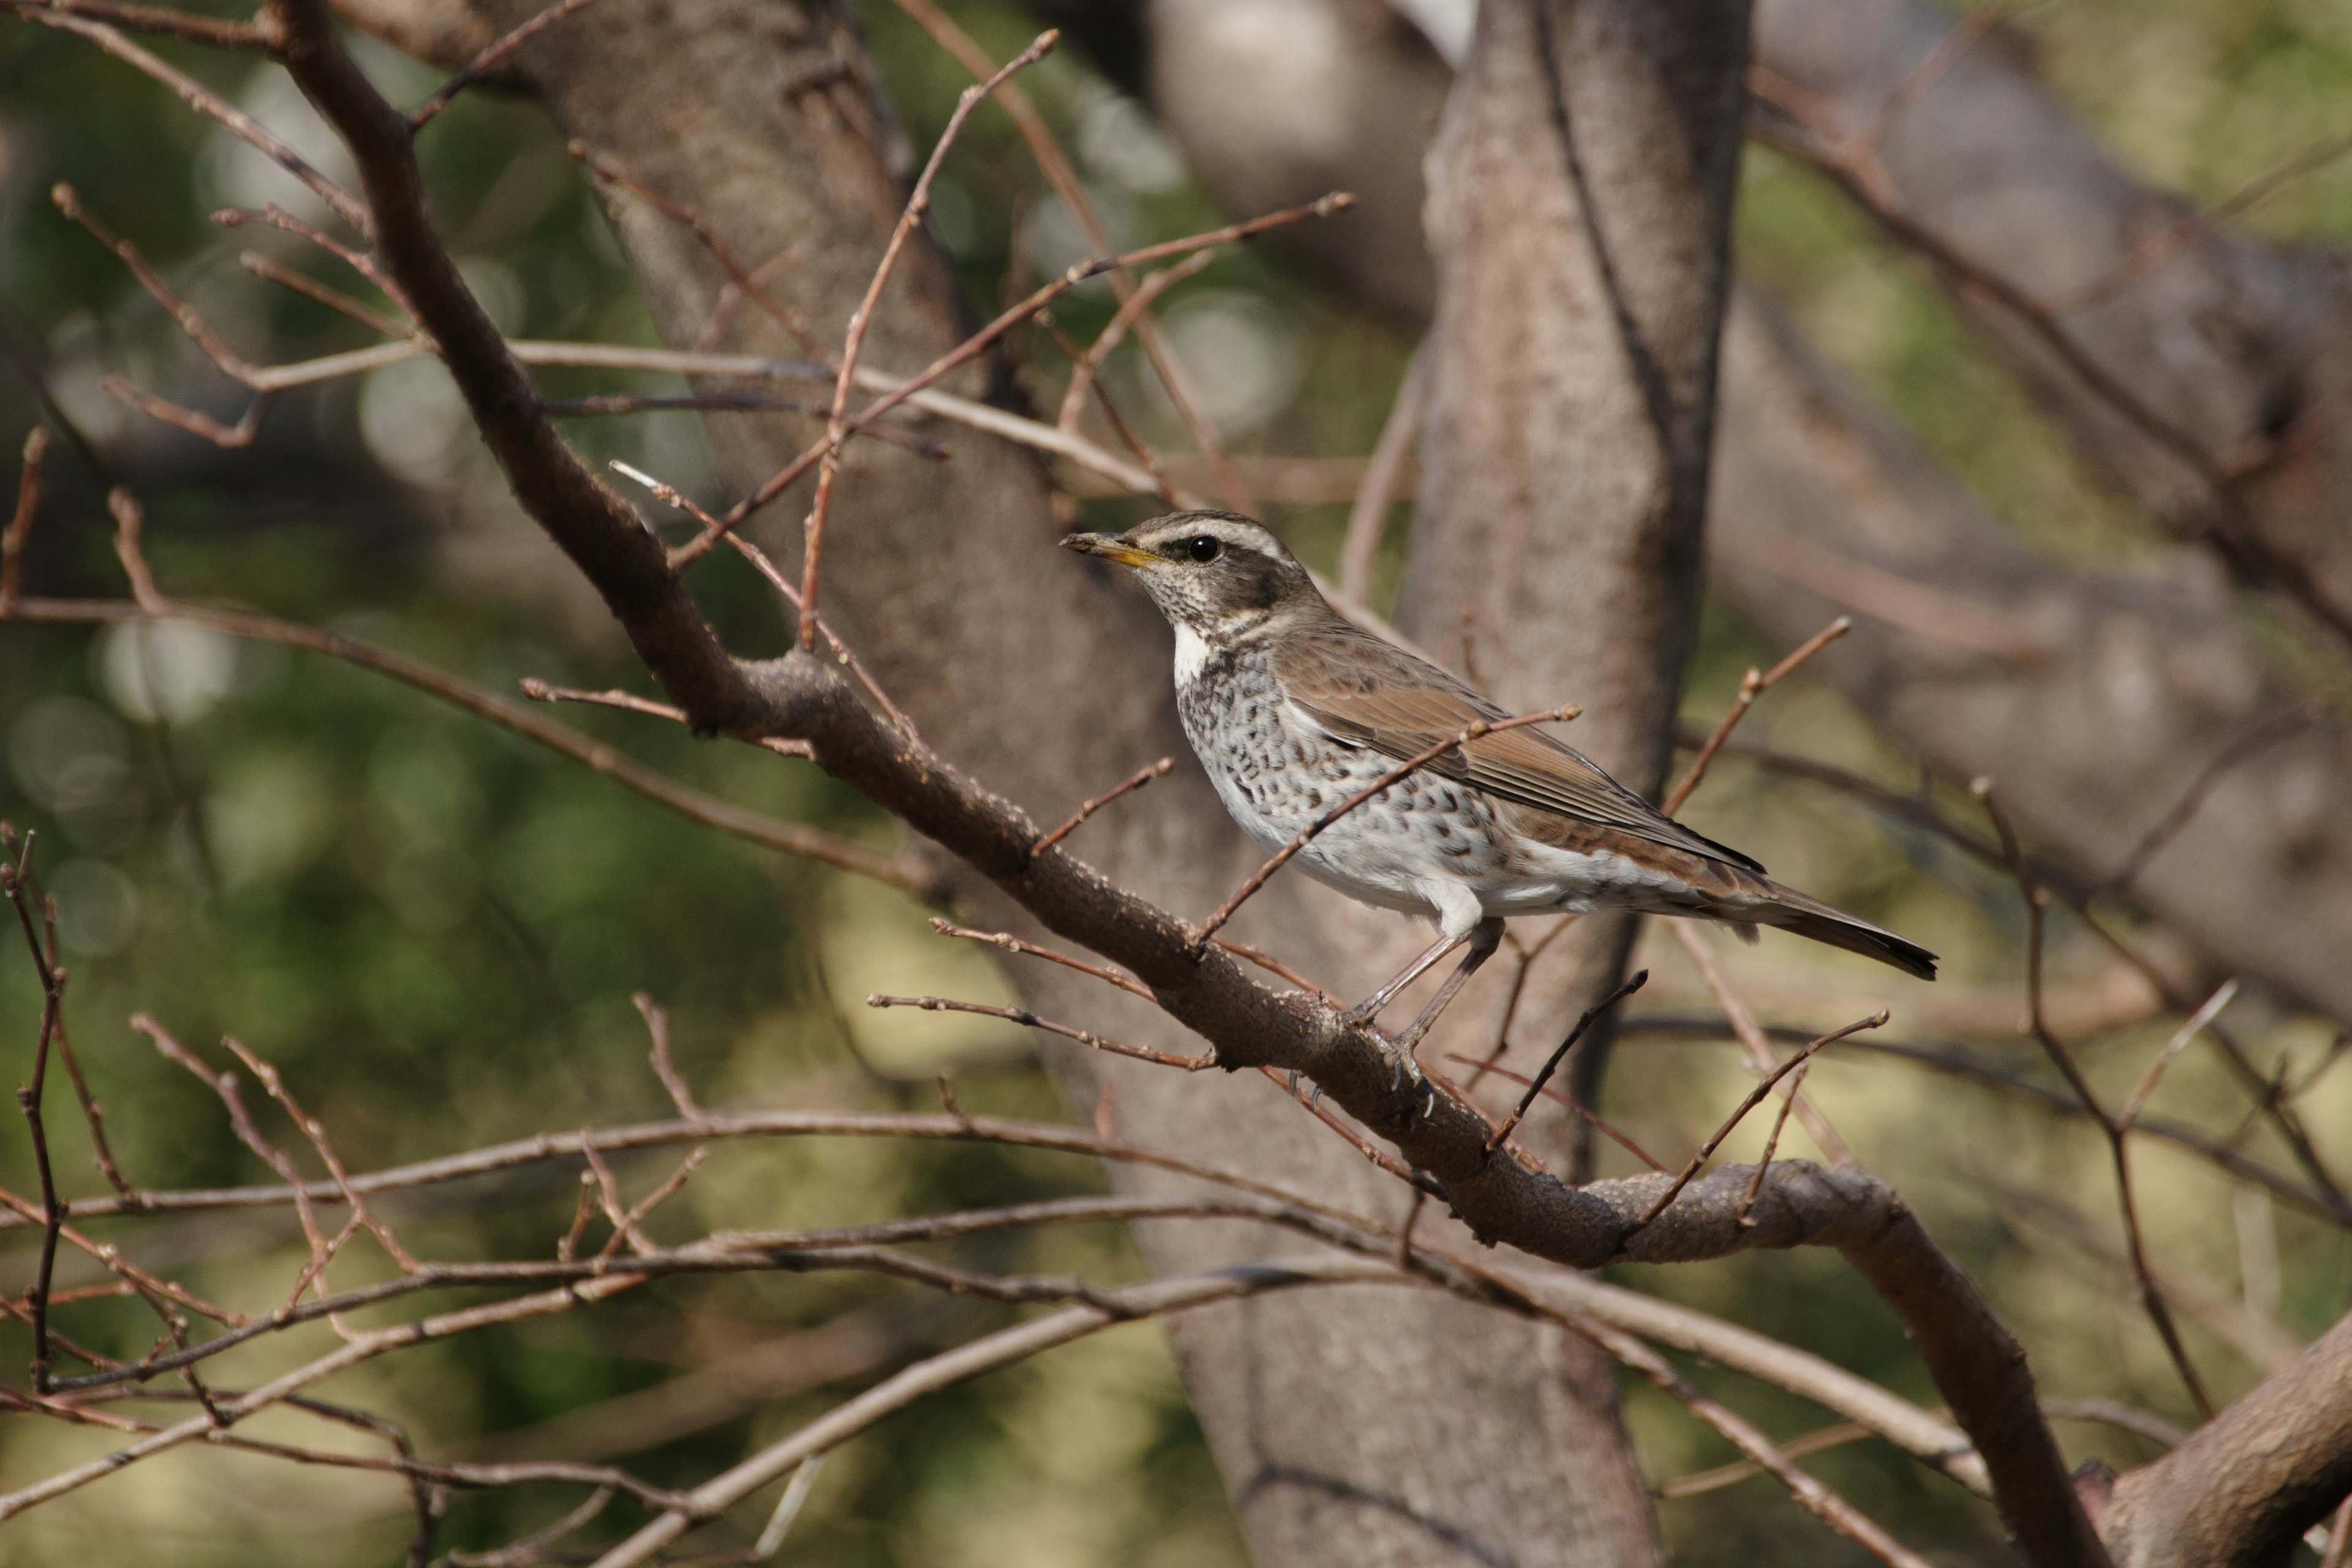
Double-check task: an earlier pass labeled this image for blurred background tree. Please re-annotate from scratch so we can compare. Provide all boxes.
[1,0,2348,1562]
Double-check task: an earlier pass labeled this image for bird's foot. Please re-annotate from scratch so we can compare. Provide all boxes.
[1373,1027,1427,1098]
[1336,998,1384,1030]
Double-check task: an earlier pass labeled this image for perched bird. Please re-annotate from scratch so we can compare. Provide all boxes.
[1063,511,1935,1055]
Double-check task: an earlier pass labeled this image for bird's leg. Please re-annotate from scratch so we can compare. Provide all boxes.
[1390,918,1506,1055]
[1338,931,1465,1029]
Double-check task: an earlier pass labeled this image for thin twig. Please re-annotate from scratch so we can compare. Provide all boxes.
[1629,1012,1888,1232]
[1973,777,2214,1417]
[1444,1055,1667,1172]
[1672,923,1855,1166]
[696,193,1355,557]
[633,993,702,1120]
[887,0,1253,513]
[1663,616,1850,816]
[1030,758,1173,857]
[799,31,1060,647]
[29,21,367,230]
[865,994,1213,1071]
[409,0,610,127]
[1484,970,1649,1156]
[929,919,1155,1001]
[1339,343,1429,606]
[0,428,50,616]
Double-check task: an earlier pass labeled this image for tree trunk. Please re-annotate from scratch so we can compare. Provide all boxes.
[333,0,1673,1558]
[1404,0,1752,1176]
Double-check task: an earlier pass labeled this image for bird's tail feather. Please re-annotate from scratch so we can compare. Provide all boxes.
[1741,885,1938,981]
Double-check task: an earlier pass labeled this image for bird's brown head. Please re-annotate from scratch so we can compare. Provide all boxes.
[1060,511,1323,643]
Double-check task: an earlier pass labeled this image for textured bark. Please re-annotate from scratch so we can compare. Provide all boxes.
[1756,0,2352,646]
[334,0,1670,1560]
[1404,0,1751,1170]
[2098,1308,2352,1568]
[1121,0,2352,1025]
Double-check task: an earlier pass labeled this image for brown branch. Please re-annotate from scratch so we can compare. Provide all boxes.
[0,0,273,50]
[1054,251,1214,435]
[1197,705,1581,943]
[213,204,411,314]
[631,993,700,1120]
[2,832,66,1389]
[2095,701,2328,897]
[589,1257,1401,1567]
[1973,778,2215,1417]
[567,143,825,358]
[221,1035,420,1272]
[1485,970,1648,1155]
[696,192,1355,552]
[238,250,415,339]
[1029,757,1173,857]
[1631,1013,1888,1231]
[929,919,1155,1001]
[1338,342,1429,606]
[1662,615,1850,815]
[886,0,1253,513]
[865,993,1213,1071]
[29,18,367,230]
[2049,125,2352,314]
[1672,922,1855,1166]
[1574,1315,1936,1568]
[797,31,1059,647]
[408,0,608,128]
[4,596,914,890]
[1445,1055,1667,1174]
[0,427,48,616]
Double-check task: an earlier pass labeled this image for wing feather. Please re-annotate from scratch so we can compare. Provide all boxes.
[1276,620,1766,875]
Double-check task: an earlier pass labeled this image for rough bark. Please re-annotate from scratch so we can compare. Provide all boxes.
[1404,0,1751,1178]
[333,0,1670,1560]
[1119,0,2352,1027]
[2098,1308,2352,1568]
[1755,0,2352,647]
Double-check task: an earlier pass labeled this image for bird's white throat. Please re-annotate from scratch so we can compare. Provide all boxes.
[1171,622,1212,687]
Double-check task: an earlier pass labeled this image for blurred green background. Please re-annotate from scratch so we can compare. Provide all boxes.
[1,1,2348,1562]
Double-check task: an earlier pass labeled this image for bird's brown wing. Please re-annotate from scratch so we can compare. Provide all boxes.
[1276,619,1766,875]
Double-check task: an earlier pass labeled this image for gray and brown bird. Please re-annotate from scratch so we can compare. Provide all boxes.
[1063,511,1936,1054]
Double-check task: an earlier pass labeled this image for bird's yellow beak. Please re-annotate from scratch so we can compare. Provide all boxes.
[1060,531,1159,570]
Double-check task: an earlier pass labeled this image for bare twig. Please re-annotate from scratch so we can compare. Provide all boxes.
[1672,924,1855,1166]
[0,428,50,615]
[2096,702,2326,897]
[633,993,701,1120]
[1484,970,1648,1155]
[1973,777,2214,1417]
[1197,705,1580,944]
[1339,344,1430,606]
[1575,1315,1936,1568]
[929,919,1155,1001]
[1662,616,1850,815]
[2,834,66,1389]
[1629,1012,1888,1232]
[886,0,1253,513]
[222,1036,420,1272]
[239,251,415,339]
[865,994,1213,1071]
[797,31,1060,647]
[1030,758,1173,857]
[4,597,913,888]
[29,20,366,230]
[696,193,1356,556]
[409,0,609,128]
[0,0,274,50]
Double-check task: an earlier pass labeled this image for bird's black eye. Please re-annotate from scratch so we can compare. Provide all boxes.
[1186,535,1223,563]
